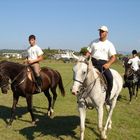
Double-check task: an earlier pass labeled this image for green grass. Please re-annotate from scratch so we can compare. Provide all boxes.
[0,60,140,140]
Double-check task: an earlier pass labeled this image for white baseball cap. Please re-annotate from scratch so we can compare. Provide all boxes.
[98,25,108,32]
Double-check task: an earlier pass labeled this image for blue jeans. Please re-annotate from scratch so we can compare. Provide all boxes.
[91,58,113,93]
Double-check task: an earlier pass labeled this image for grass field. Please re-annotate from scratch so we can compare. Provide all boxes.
[0,59,140,140]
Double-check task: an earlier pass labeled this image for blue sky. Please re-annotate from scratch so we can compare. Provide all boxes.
[0,0,140,53]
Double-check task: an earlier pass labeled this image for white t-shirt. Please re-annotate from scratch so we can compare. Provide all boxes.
[87,39,116,61]
[128,56,140,71]
[27,45,44,60]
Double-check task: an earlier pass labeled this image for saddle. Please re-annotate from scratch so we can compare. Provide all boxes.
[26,66,37,83]
[26,66,44,93]
[96,70,108,91]
[26,66,52,89]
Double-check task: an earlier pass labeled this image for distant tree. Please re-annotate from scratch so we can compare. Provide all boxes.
[43,48,59,59]
[80,47,88,55]
[48,46,50,51]
[116,53,124,60]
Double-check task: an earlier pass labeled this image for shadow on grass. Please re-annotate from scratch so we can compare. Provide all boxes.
[19,115,79,140]
[0,105,28,124]
[115,94,129,103]
[0,105,101,140]
[85,119,100,140]
[0,105,79,139]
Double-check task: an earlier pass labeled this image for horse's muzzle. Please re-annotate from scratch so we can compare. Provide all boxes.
[71,85,81,96]
[1,87,9,94]
[71,90,79,96]
[1,89,8,94]
[72,91,76,95]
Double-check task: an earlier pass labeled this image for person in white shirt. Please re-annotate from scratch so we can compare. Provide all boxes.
[25,35,44,92]
[128,50,140,71]
[128,50,140,82]
[86,25,117,105]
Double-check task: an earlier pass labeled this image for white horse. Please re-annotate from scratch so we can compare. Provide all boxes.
[72,57,123,140]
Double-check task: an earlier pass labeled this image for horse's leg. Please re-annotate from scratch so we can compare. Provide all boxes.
[44,90,52,117]
[26,94,36,125]
[46,87,57,117]
[97,105,104,139]
[8,94,19,126]
[78,104,86,140]
[51,87,57,110]
[132,84,135,96]
[128,87,133,103]
[96,105,104,132]
[135,83,139,99]
[105,105,112,129]
[102,97,117,140]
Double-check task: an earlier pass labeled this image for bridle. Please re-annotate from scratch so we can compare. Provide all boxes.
[125,66,134,79]
[0,65,28,89]
[73,60,106,109]
[73,61,89,85]
[73,79,84,85]
[73,60,101,94]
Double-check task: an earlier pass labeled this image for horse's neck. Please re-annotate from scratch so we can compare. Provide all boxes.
[4,64,26,80]
[86,67,99,85]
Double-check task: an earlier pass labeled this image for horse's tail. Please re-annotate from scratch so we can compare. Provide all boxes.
[58,72,65,96]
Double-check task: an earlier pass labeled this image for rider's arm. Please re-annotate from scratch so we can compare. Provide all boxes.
[36,55,44,62]
[28,55,44,64]
[103,55,116,69]
[128,59,132,64]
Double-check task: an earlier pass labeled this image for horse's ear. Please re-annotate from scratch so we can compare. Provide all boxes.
[71,53,79,61]
[87,57,93,68]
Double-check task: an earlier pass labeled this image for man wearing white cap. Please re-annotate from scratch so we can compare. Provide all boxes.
[86,25,117,105]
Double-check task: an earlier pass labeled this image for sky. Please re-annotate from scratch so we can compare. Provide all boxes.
[0,0,140,53]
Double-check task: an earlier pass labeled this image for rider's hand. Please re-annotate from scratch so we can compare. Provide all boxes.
[27,60,35,64]
[23,59,28,64]
[103,63,110,69]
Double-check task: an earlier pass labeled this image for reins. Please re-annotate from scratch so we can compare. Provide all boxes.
[75,61,107,109]
[0,65,29,88]
[11,66,28,85]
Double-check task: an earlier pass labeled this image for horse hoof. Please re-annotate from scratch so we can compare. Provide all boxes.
[101,135,107,140]
[31,121,37,126]
[47,111,54,118]
[32,119,39,126]
[101,130,107,140]
[35,118,39,122]
[6,120,12,128]
[47,111,51,117]
[107,126,112,130]
[6,123,12,128]
[101,136,107,140]
[50,114,54,119]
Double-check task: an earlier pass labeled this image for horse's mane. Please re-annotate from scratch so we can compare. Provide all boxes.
[0,60,25,70]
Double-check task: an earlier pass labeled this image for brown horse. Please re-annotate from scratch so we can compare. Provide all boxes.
[0,60,65,126]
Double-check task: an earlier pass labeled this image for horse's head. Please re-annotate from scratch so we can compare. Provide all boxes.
[72,56,90,96]
[123,58,134,80]
[0,73,10,94]
[124,66,134,81]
